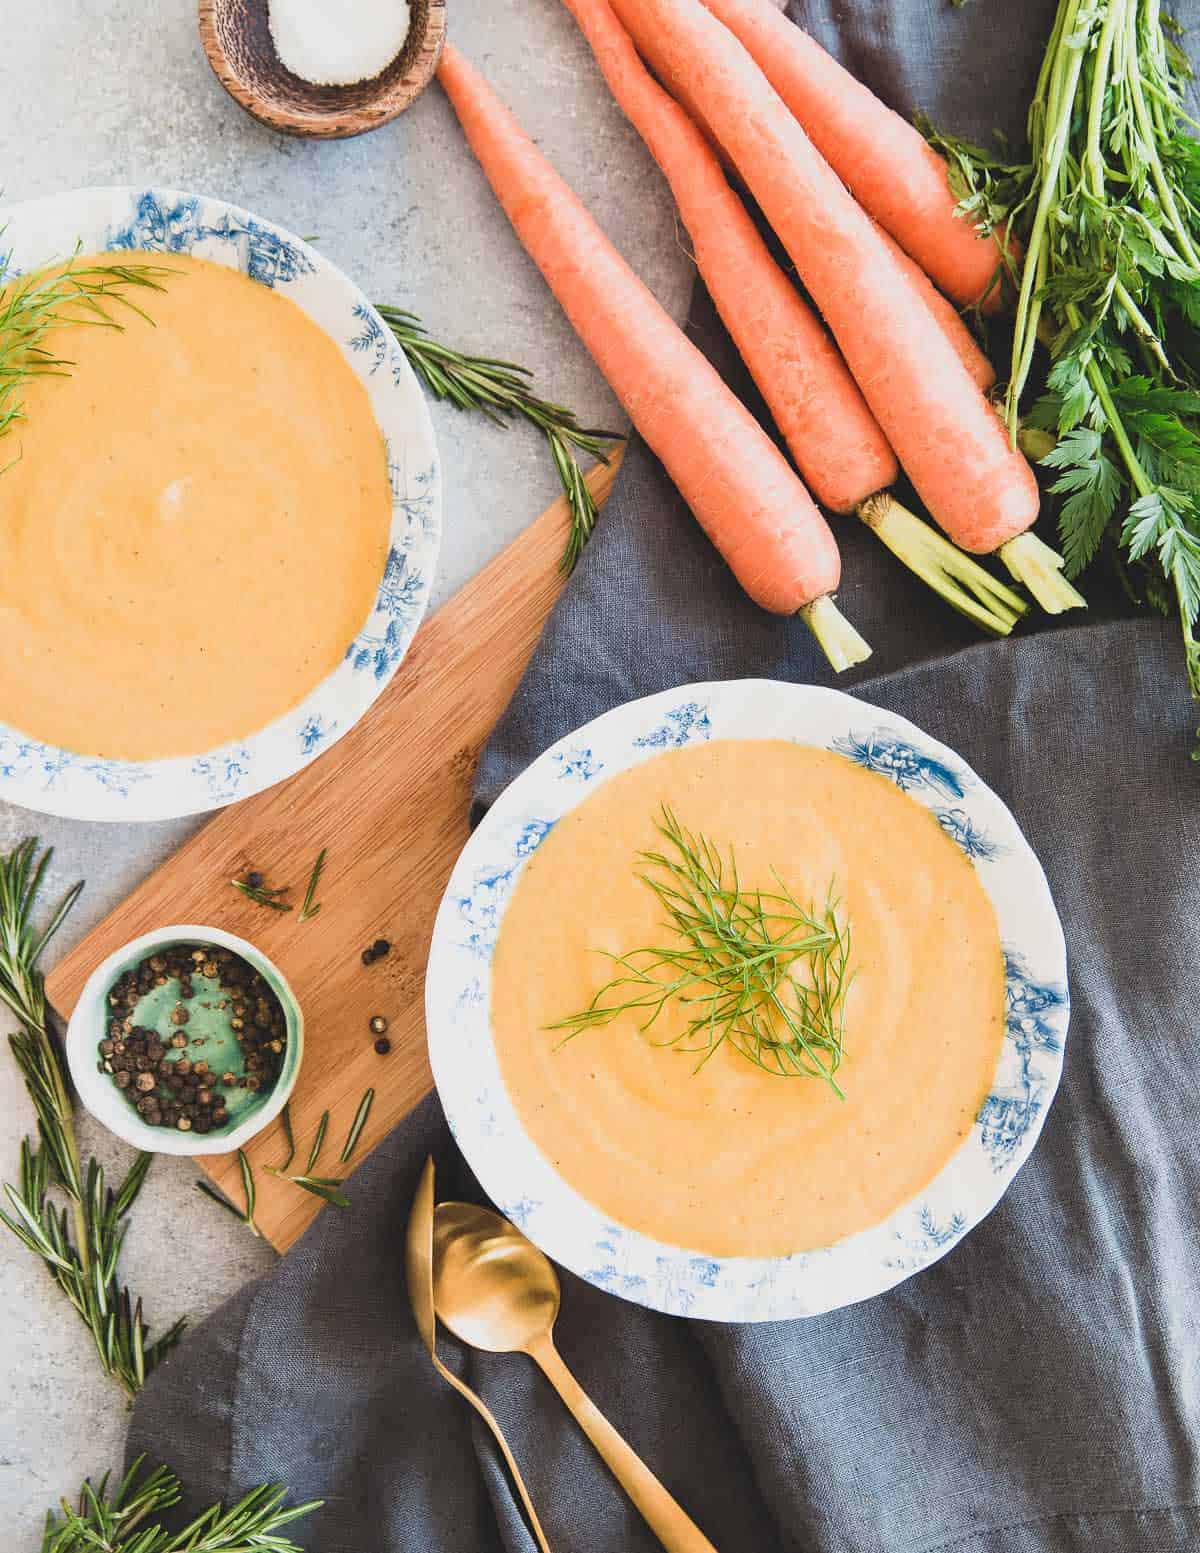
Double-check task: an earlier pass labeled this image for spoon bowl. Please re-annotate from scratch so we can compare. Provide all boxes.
[199,0,447,140]
[433,1201,561,1353]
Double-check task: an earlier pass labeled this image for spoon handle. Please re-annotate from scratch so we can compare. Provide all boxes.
[432,1352,554,1553]
[528,1336,718,1553]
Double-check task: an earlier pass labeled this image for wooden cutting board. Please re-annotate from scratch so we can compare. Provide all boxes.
[45,457,620,1251]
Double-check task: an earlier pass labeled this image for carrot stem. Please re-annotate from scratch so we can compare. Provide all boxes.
[998,530,1088,614]
[857,494,1029,636]
[800,596,872,672]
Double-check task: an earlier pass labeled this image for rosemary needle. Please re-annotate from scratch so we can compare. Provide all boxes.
[279,1099,297,1172]
[305,1110,329,1173]
[377,304,623,571]
[230,876,293,912]
[298,847,326,922]
[339,1087,375,1163]
[550,807,854,1096]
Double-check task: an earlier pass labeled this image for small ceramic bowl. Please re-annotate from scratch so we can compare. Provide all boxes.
[199,0,447,139]
[66,925,303,1155]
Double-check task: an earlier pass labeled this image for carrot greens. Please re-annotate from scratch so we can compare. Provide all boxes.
[925,0,1200,743]
[549,806,853,1096]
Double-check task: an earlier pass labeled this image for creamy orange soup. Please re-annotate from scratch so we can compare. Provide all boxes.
[0,252,391,759]
[491,740,1005,1257]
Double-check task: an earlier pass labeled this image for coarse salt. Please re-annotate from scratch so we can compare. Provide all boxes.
[268,0,412,88]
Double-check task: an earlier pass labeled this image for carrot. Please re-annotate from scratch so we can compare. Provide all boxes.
[558,0,895,513]
[612,0,1082,611]
[691,0,1016,312]
[561,0,1028,634]
[611,0,996,391]
[875,223,995,393]
[437,43,870,667]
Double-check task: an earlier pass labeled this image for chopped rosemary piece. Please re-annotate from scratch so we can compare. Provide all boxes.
[194,1147,262,1237]
[377,304,623,571]
[0,839,185,1397]
[230,875,293,911]
[298,847,327,921]
[262,1090,375,1210]
[550,807,854,1096]
[279,1099,296,1172]
[339,1087,375,1162]
[39,1456,320,1553]
[305,1109,329,1174]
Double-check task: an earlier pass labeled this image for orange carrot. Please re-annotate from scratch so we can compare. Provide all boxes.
[875,223,995,393]
[558,0,896,513]
[437,43,870,665]
[612,0,1081,612]
[611,0,994,390]
[561,0,1030,633]
[691,0,1015,312]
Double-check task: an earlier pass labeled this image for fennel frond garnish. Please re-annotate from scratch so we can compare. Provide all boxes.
[550,806,853,1096]
[0,248,171,468]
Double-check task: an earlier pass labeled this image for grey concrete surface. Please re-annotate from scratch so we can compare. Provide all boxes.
[0,4,693,1540]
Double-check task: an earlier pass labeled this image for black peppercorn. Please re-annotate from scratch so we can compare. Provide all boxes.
[374,1036,392,1055]
[245,870,264,889]
[372,938,391,958]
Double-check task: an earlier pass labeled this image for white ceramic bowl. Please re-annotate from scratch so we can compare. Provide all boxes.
[66,924,303,1155]
[0,186,441,821]
[426,680,1070,1322]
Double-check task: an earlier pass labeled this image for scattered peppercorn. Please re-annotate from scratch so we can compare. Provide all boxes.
[369,1014,388,1036]
[372,938,391,958]
[245,871,264,890]
[374,1036,392,1056]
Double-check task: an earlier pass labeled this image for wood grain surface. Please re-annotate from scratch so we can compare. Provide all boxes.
[46,456,620,1250]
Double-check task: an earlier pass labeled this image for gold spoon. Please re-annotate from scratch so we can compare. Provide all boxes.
[405,1160,552,1553]
[433,1201,719,1553]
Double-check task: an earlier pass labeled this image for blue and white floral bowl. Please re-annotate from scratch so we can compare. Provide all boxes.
[426,680,1070,1322]
[0,186,440,821]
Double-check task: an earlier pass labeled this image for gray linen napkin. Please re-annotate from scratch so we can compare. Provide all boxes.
[127,2,1200,1549]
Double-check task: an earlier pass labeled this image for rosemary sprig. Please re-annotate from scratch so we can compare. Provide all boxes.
[377,304,623,571]
[40,1456,320,1553]
[229,876,292,912]
[550,807,854,1096]
[0,248,171,469]
[925,0,1200,747]
[0,840,185,1397]
[298,847,326,922]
